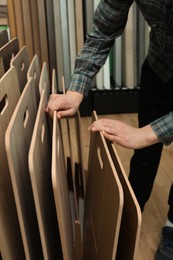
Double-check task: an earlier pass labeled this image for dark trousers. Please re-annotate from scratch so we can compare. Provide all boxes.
[129,58,173,223]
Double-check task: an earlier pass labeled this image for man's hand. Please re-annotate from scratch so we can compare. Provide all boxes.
[46,90,84,119]
[88,118,159,149]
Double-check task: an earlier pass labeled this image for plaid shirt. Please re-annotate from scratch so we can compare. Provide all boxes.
[68,0,173,145]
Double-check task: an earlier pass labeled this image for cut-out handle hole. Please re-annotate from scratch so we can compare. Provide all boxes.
[0,94,8,115]
[34,70,37,80]
[97,147,103,170]
[41,123,45,143]
[21,60,25,71]
[23,107,29,128]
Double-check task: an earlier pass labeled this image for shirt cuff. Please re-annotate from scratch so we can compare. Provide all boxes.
[68,73,92,96]
[150,112,173,146]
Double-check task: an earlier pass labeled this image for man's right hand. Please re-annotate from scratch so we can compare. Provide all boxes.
[46,90,84,119]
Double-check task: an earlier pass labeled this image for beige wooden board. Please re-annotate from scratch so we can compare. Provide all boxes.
[5,77,43,260]
[0,67,25,260]
[7,0,17,39]
[52,111,74,260]
[29,0,41,63]
[0,37,19,78]
[0,29,8,48]
[83,111,124,260]
[51,68,58,94]
[106,141,142,260]
[39,62,50,99]
[37,0,49,68]
[28,89,61,259]
[21,0,34,61]
[27,54,40,106]
[13,0,25,48]
[10,45,29,93]
[75,0,84,54]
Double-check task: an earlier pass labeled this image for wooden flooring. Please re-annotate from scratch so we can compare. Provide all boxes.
[79,113,173,260]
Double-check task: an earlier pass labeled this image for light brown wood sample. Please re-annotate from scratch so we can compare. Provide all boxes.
[107,141,142,260]
[83,111,124,260]
[0,29,8,48]
[0,37,19,78]
[0,67,25,260]
[10,45,29,93]
[39,62,50,99]
[5,77,43,260]
[7,0,17,39]
[13,0,25,48]
[29,0,41,63]
[52,111,74,260]
[27,54,40,106]
[28,89,61,259]
[21,0,34,61]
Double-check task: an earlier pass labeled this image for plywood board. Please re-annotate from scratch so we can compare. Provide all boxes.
[7,0,17,39]
[13,0,25,48]
[5,77,43,260]
[83,111,124,260]
[52,111,74,260]
[52,0,64,91]
[28,89,61,259]
[0,67,25,260]
[10,45,29,93]
[27,54,40,105]
[106,141,142,260]
[0,29,8,48]
[39,62,50,99]
[29,0,41,63]
[45,0,57,75]
[21,0,34,61]
[0,37,19,78]
[37,0,49,68]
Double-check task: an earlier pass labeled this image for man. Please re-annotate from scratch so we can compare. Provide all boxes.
[46,0,173,258]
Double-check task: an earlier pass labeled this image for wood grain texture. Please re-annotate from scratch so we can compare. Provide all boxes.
[27,54,40,106]
[52,111,74,260]
[0,37,19,74]
[28,89,61,259]
[107,141,142,260]
[21,0,34,61]
[37,0,49,69]
[10,45,29,93]
[7,0,17,39]
[13,0,25,48]
[0,67,25,260]
[29,0,41,64]
[5,77,43,260]
[83,111,123,260]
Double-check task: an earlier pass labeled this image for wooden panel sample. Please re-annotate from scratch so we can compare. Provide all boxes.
[45,0,57,75]
[27,54,40,106]
[39,62,50,99]
[106,141,142,260]
[13,0,25,48]
[37,0,49,68]
[28,89,61,259]
[52,111,74,260]
[5,77,43,260]
[10,45,29,93]
[0,37,19,78]
[0,67,25,260]
[83,111,124,260]
[21,0,34,61]
[51,68,58,94]
[0,29,8,48]
[29,0,41,63]
[7,0,17,39]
